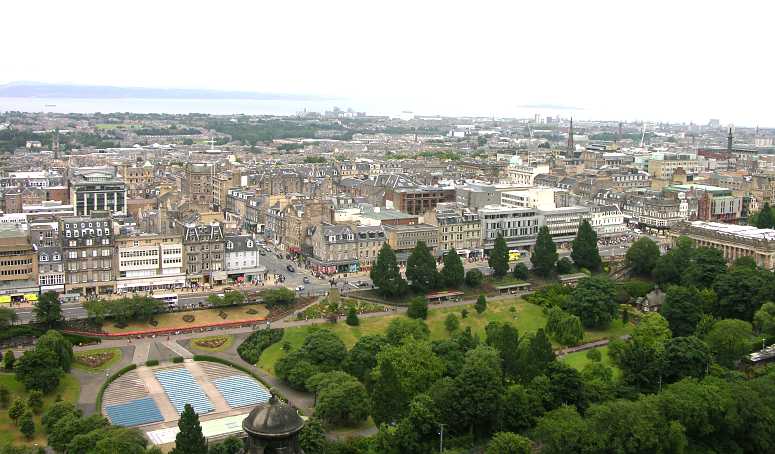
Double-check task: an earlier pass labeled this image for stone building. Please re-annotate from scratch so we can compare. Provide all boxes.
[60,213,115,296]
[671,221,775,269]
[179,222,225,286]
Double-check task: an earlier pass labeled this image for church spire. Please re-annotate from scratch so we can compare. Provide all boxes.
[567,117,575,158]
[727,126,733,152]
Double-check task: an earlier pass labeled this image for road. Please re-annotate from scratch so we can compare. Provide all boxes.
[11,242,630,324]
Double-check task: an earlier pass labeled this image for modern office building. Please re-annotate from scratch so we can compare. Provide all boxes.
[114,233,185,293]
[69,167,127,216]
[0,225,38,304]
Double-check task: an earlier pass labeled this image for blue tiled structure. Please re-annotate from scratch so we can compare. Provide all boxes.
[154,367,214,414]
[212,375,271,408]
[105,397,163,427]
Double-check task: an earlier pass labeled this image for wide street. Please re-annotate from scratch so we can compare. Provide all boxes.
[11,240,634,324]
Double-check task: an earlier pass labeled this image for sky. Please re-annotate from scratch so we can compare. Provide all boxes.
[1,0,773,125]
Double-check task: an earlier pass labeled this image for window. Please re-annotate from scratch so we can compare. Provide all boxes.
[40,254,49,262]
[68,251,77,259]
[53,254,61,261]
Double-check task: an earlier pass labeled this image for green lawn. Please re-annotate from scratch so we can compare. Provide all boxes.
[0,373,80,446]
[73,347,123,373]
[559,346,621,378]
[258,298,634,376]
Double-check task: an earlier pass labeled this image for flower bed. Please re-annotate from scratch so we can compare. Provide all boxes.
[74,347,122,371]
[297,297,385,320]
[191,335,233,351]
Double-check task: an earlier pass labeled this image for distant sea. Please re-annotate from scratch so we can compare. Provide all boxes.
[0,97,360,116]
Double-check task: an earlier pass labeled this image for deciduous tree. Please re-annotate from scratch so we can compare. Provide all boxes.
[465,268,483,287]
[486,432,532,454]
[407,296,428,320]
[566,276,618,329]
[662,285,705,337]
[33,291,62,328]
[704,318,753,368]
[626,237,661,276]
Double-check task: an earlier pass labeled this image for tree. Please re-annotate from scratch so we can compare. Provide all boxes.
[441,249,465,288]
[405,241,440,293]
[465,269,483,287]
[754,202,775,228]
[683,247,727,289]
[15,349,62,393]
[556,257,574,274]
[449,346,504,436]
[533,405,594,454]
[473,294,488,314]
[444,313,460,333]
[345,306,359,326]
[733,255,758,269]
[208,435,242,454]
[662,285,705,337]
[616,338,664,393]
[370,339,444,424]
[485,322,521,380]
[8,399,25,424]
[713,266,771,321]
[632,312,672,351]
[704,319,754,368]
[662,336,711,383]
[370,243,408,298]
[546,308,584,347]
[344,335,387,381]
[3,350,15,371]
[313,372,369,426]
[500,384,543,433]
[276,329,348,390]
[531,226,558,277]
[260,287,297,307]
[35,330,74,372]
[407,296,428,320]
[513,262,529,280]
[0,307,17,329]
[84,299,109,325]
[486,432,532,454]
[18,411,34,439]
[626,237,661,276]
[754,302,775,336]
[170,404,207,454]
[489,233,510,278]
[566,276,618,329]
[26,390,43,414]
[385,317,430,344]
[33,291,62,328]
[299,417,327,454]
[571,220,602,272]
[654,236,695,286]
[42,401,81,433]
[520,329,555,382]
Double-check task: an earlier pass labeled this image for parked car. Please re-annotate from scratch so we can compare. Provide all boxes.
[287,265,295,272]
[303,276,310,284]
[295,285,305,292]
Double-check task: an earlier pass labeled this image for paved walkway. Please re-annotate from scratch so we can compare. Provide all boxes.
[132,342,151,364]
[183,359,230,413]
[162,340,193,359]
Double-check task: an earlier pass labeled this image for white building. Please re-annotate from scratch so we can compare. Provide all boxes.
[224,234,264,283]
[23,201,75,216]
[507,164,551,186]
[501,187,558,210]
[590,205,627,237]
[115,233,185,292]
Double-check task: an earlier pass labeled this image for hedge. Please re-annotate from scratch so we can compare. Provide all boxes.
[0,325,43,342]
[237,328,284,364]
[96,364,137,411]
[62,332,101,346]
[145,359,159,367]
[192,355,289,404]
[172,356,184,363]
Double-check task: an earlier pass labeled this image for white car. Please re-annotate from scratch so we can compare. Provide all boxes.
[295,285,305,292]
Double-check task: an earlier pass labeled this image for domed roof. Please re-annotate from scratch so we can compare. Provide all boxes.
[242,392,304,439]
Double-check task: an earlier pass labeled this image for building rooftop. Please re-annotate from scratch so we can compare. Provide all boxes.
[686,221,775,241]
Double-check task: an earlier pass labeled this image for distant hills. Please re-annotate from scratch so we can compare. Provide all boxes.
[0,82,327,101]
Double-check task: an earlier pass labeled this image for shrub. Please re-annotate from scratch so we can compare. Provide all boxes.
[586,348,602,362]
[556,257,574,274]
[61,332,101,346]
[465,269,484,288]
[145,359,159,367]
[237,328,284,364]
[172,356,184,363]
[513,263,529,280]
[407,297,429,320]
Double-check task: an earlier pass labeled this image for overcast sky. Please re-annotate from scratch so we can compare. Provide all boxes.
[2,0,773,125]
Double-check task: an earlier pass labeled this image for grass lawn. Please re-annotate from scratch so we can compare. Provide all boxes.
[190,335,234,352]
[560,346,621,378]
[259,298,545,374]
[73,347,122,373]
[583,319,632,343]
[103,304,268,333]
[259,298,634,376]
[0,373,80,446]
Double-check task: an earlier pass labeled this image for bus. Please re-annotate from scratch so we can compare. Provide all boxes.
[152,293,179,309]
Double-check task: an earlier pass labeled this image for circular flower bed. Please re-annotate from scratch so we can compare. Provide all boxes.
[245,308,258,315]
[182,315,195,323]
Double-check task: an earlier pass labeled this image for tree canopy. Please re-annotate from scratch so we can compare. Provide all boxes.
[531,226,558,277]
[441,249,465,288]
[625,237,660,276]
[489,233,510,278]
[406,241,440,293]
[571,220,602,271]
[371,243,408,298]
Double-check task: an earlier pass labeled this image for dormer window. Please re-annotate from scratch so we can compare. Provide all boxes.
[53,254,60,261]
[40,254,48,262]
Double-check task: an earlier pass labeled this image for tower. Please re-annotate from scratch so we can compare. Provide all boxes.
[727,127,733,152]
[566,117,575,159]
